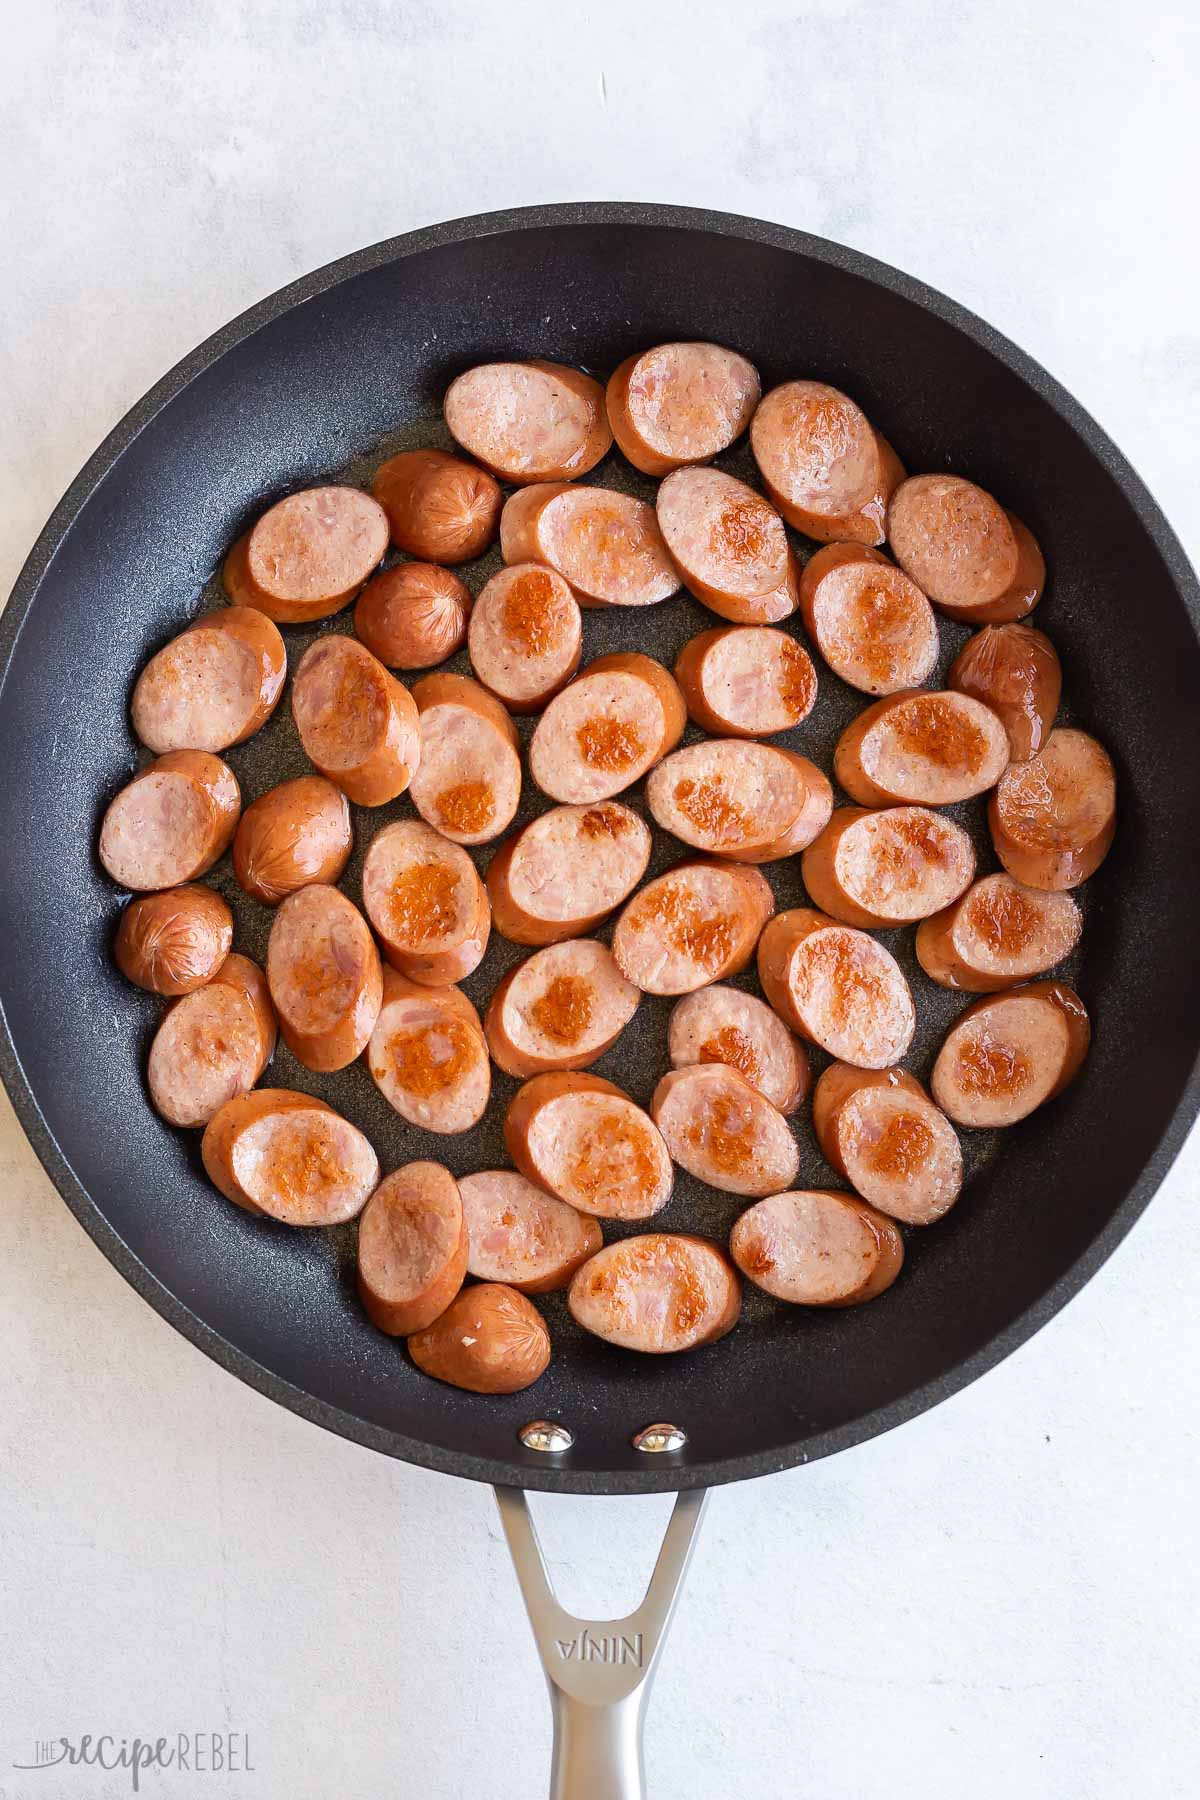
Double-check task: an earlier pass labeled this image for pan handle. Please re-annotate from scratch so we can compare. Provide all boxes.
[494,1486,708,1800]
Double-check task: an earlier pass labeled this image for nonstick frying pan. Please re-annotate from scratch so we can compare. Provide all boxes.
[3,203,1199,1798]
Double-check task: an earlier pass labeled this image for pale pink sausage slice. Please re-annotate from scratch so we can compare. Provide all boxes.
[223,486,389,623]
[356,1161,467,1335]
[834,689,1010,807]
[504,1072,674,1221]
[232,776,352,906]
[730,1191,903,1305]
[131,607,286,754]
[656,467,799,624]
[486,801,651,947]
[605,342,761,476]
[528,653,686,803]
[113,884,233,995]
[750,381,904,545]
[266,883,382,1072]
[99,750,240,891]
[646,739,833,863]
[458,1170,602,1293]
[467,563,582,712]
[931,982,1090,1128]
[408,671,522,845]
[484,939,640,1077]
[947,623,1061,762]
[886,475,1045,623]
[651,1063,799,1198]
[500,484,680,608]
[757,907,915,1070]
[361,818,491,985]
[673,625,817,737]
[988,728,1116,890]
[291,635,421,807]
[201,1088,379,1224]
[568,1234,741,1353]
[800,806,976,928]
[366,969,490,1134]
[915,874,1082,992]
[147,952,276,1129]
[798,543,938,695]
[612,859,775,996]
[667,985,810,1114]
[444,360,612,484]
[811,1063,962,1225]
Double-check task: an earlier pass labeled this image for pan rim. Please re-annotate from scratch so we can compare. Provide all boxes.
[2,200,1198,1495]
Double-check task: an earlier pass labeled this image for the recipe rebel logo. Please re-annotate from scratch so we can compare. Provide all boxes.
[11,1732,255,1791]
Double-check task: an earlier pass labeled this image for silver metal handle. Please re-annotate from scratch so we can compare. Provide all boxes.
[495,1486,709,1800]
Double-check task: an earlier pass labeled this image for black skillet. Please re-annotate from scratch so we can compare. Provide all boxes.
[3,204,1199,1797]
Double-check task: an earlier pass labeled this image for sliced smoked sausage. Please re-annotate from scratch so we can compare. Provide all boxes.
[147,952,276,1129]
[371,448,501,564]
[484,939,640,1077]
[915,873,1083,992]
[673,625,817,737]
[750,380,903,545]
[223,486,388,623]
[757,907,915,1069]
[201,1088,379,1224]
[800,806,975,928]
[131,607,286,754]
[458,1170,602,1293]
[651,1063,800,1198]
[528,653,686,804]
[730,1191,903,1306]
[656,467,799,624]
[833,689,1010,807]
[947,622,1061,762]
[354,563,472,670]
[798,543,938,695]
[568,1234,741,1354]
[605,342,760,476]
[646,739,833,862]
[504,1072,674,1221]
[467,563,582,712]
[931,982,1090,1128]
[266,883,382,1072]
[667,985,810,1114]
[232,776,352,906]
[444,360,611,484]
[886,474,1045,623]
[361,818,491,985]
[613,858,775,996]
[486,801,652,947]
[99,750,240,891]
[408,1283,551,1394]
[811,1063,962,1225]
[366,969,490,1134]
[408,672,522,845]
[500,484,680,608]
[291,635,421,808]
[113,884,233,995]
[988,728,1116,890]
[356,1161,467,1334]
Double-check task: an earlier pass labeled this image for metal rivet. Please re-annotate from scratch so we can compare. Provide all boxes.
[632,1422,688,1454]
[519,1420,574,1454]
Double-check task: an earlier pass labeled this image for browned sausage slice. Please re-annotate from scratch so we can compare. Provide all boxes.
[361,818,490,984]
[504,1072,674,1221]
[445,360,611,484]
[366,969,490,1133]
[613,859,775,995]
[354,564,472,670]
[408,671,522,844]
[266,883,382,1071]
[886,474,1045,622]
[651,1064,799,1197]
[528,653,686,803]
[800,806,975,927]
[232,776,352,906]
[730,1191,903,1305]
[667,985,809,1114]
[201,1088,379,1224]
[486,802,652,947]
[798,543,938,695]
[131,607,286,754]
[646,740,833,862]
[673,625,817,737]
[356,1161,467,1335]
[757,907,915,1069]
[500,484,680,608]
[484,939,640,1077]
[408,1283,551,1393]
[915,873,1083,992]
[947,622,1061,761]
[467,563,583,712]
[656,468,799,624]
[834,689,1010,806]
[223,486,388,623]
[458,1170,602,1293]
[291,635,420,808]
[811,1063,962,1225]
[605,342,760,476]
[113,884,233,994]
[148,952,276,1128]
[931,982,1090,1127]
[988,728,1116,890]
[750,381,903,545]
[568,1234,740,1353]
[371,448,501,564]
[99,750,240,891]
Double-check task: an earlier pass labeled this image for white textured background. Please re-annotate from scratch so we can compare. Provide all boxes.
[3,4,1199,1797]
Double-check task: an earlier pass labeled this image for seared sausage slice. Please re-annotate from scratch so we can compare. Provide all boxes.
[646,739,833,862]
[361,818,491,985]
[798,543,938,695]
[750,381,904,545]
[354,564,472,670]
[233,776,352,906]
[485,939,640,1077]
[988,728,1116,890]
[148,952,276,1129]
[606,342,760,476]
[915,873,1083,992]
[371,448,501,564]
[201,1088,379,1224]
[800,806,975,928]
[458,1170,602,1293]
[757,907,915,1069]
[292,635,421,807]
[651,1063,799,1198]
[656,467,799,624]
[266,883,382,1072]
[356,1161,467,1334]
[114,884,233,994]
[674,625,817,737]
[613,859,775,995]
[504,1072,673,1221]
[467,563,582,712]
[408,1283,551,1393]
[811,1063,962,1225]
[500,484,680,608]
[886,474,1045,622]
[568,1234,740,1353]
[947,622,1061,762]
[99,750,240,891]
[528,653,686,803]
[408,672,522,845]
[931,981,1090,1128]
[667,985,810,1114]
[486,801,651,947]
[730,1191,903,1305]
[223,486,388,623]
[366,969,490,1133]
[834,689,1010,807]
[444,360,611,484]
[132,607,286,754]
